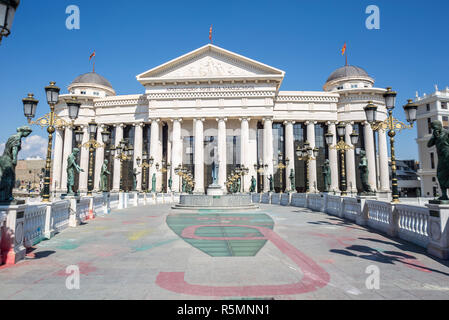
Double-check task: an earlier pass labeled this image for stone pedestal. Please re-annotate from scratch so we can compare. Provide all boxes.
[44,204,55,239]
[102,192,111,214]
[65,196,81,227]
[0,204,27,265]
[356,194,378,226]
[426,203,449,260]
[207,184,224,196]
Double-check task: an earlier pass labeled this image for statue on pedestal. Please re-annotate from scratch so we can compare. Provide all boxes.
[151,173,156,193]
[428,120,449,201]
[168,176,172,191]
[269,174,274,192]
[322,159,331,193]
[0,126,32,203]
[237,177,241,193]
[289,169,296,192]
[132,168,140,191]
[67,148,84,196]
[211,160,218,185]
[250,176,257,193]
[358,150,373,194]
[182,178,187,193]
[100,159,110,192]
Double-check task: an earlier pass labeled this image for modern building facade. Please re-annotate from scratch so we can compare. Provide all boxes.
[51,44,391,196]
[415,87,449,197]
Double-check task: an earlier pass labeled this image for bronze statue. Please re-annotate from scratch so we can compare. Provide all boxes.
[269,174,274,192]
[0,126,32,203]
[151,173,156,193]
[289,169,296,192]
[67,148,84,195]
[250,176,257,193]
[132,168,140,191]
[428,120,449,201]
[358,150,373,194]
[322,159,331,193]
[100,159,110,192]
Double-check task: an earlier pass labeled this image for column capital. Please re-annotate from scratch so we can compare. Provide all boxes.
[239,117,250,122]
[327,121,338,126]
[216,117,227,122]
[283,120,295,125]
[133,122,145,128]
[170,118,183,123]
[149,118,161,123]
[194,118,205,122]
[305,120,317,126]
[262,117,273,123]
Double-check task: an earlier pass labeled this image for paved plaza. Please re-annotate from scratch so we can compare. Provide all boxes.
[1,204,449,300]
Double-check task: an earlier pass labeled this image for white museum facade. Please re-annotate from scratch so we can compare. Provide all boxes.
[51,44,391,196]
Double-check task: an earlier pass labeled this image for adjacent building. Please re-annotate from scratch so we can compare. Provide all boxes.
[51,44,392,196]
[415,87,449,197]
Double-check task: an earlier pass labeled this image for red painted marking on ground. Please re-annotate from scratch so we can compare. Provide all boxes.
[54,261,98,276]
[157,224,330,297]
[122,220,145,225]
[396,258,432,273]
[320,259,335,264]
[308,232,356,248]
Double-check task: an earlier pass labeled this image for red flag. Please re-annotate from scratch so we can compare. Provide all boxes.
[209,25,213,43]
[89,50,96,60]
[341,43,346,56]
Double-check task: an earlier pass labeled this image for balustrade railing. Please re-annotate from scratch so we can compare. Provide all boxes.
[23,204,47,248]
[395,204,430,248]
[51,200,70,233]
[341,197,361,221]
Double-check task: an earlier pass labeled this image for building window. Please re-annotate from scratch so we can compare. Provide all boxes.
[337,86,343,90]
[443,116,449,129]
[432,177,436,182]
[442,102,448,109]
[80,91,86,95]
[428,118,432,134]
[430,152,435,169]
[351,84,358,88]
[93,92,99,96]
[426,104,430,111]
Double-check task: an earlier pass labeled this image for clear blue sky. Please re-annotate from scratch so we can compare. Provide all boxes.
[0,0,448,160]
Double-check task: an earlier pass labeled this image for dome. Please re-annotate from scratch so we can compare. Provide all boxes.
[326,65,371,83]
[71,72,113,88]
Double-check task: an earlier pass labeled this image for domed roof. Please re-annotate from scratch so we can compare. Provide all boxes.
[71,72,113,88]
[326,65,371,83]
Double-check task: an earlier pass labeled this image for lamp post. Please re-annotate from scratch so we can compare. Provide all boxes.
[154,160,171,192]
[110,139,133,192]
[0,0,20,45]
[22,83,80,202]
[136,151,151,192]
[296,141,318,193]
[273,152,289,193]
[325,124,359,196]
[81,120,109,196]
[364,88,417,203]
[254,160,268,193]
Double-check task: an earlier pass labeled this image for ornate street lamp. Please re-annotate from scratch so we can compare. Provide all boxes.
[81,119,105,196]
[296,141,318,193]
[364,88,417,203]
[111,139,133,192]
[273,152,289,193]
[0,0,20,45]
[22,82,77,202]
[136,151,151,191]
[253,159,267,193]
[327,123,359,196]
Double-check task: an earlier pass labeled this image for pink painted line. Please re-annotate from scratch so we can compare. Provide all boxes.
[157,224,330,297]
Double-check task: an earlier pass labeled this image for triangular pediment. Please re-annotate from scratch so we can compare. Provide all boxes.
[137,44,285,84]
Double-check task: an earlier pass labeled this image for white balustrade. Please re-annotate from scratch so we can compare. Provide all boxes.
[280,193,290,206]
[395,204,430,248]
[341,197,361,221]
[366,200,394,235]
[307,194,323,212]
[51,200,70,233]
[325,195,342,216]
[77,198,90,222]
[261,193,271,204]
[109,193,119,209]
[93,196,105,216]
[23,204,47,248]
[271,193,281,205]
[251,193,261,203]
[290,193,307,208]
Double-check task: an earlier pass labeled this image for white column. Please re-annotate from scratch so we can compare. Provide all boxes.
[194,118,205,193]
[171,119,182,192]
[263,118,274,192]
[112,124,124,192]
[284,121,295,191]
[61,126,73,193]
[150,119,161,192]
[94,125,105,191]
[345,122,357,193]
[240,117,250,192]
[217,118,227,191]
[134,123,143,191]
[378,129,390,192]
[78,126,89,193]
[364,122,377,191]
[248,119,258,190]
[52,128,64,192]
[167,122,172,191]
[307,121,317,192]
[328,122,340,193]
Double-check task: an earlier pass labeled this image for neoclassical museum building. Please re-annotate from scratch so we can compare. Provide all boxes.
[51,44,391,197]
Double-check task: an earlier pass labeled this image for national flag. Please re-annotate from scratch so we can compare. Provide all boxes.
[209,25,213,42]
[341,43,346,56]
[89,51,96,60]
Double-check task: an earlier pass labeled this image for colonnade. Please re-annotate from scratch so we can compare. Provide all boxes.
[51,118,390,195]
